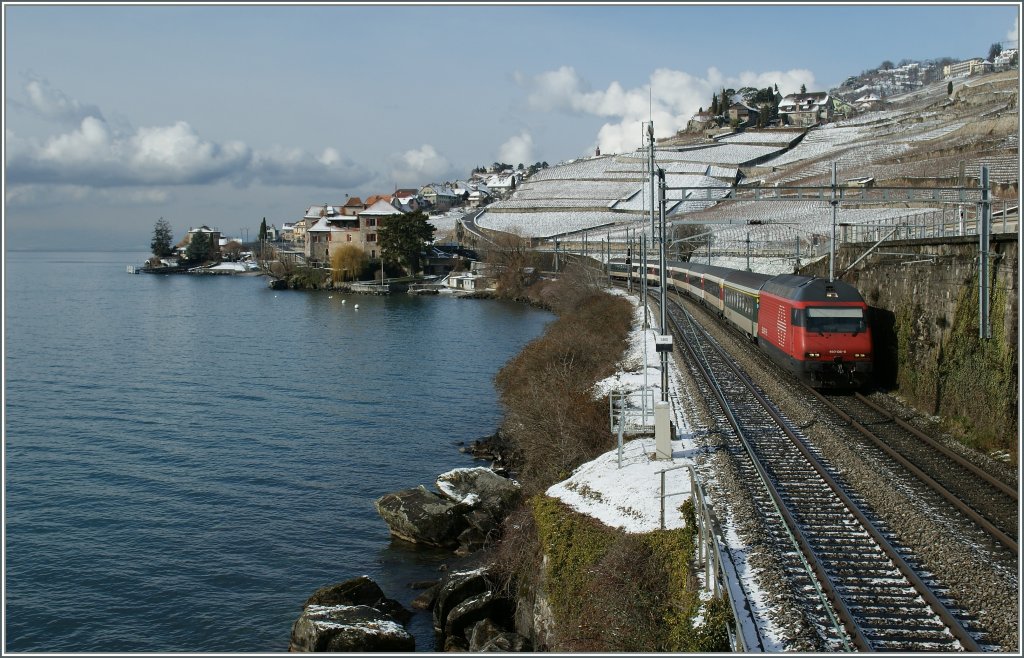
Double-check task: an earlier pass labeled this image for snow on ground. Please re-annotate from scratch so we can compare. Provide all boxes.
[203,261,259,272]
[427,209,464,234]
[546,436,692,532]
[542,287,788,648]
[476,210,622,237]
[546,292,697,533]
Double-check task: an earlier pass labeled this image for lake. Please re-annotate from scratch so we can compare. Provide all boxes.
[3,251,552,652]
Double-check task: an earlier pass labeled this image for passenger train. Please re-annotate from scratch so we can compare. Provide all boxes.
[610,259,873,389]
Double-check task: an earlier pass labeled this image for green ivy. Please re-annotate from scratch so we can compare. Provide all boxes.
[936,270,1016,453]
[531,494,730,652]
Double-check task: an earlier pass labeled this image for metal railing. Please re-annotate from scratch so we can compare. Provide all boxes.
[842,201,1018,242]
[687,464,765,652]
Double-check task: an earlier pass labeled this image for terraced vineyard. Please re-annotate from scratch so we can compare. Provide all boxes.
[470,69,1017,254]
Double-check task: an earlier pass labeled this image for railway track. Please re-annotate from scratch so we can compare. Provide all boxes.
[668,282,1019,556]
[809,388,1018,553]
[668,298,989,651]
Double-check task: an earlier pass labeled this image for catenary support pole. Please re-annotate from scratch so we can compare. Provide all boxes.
[980,165,991,339]
[658,168,669,404]
[830,161,838,282]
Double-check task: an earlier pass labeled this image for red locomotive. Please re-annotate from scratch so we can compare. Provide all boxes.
[610,259,873,389]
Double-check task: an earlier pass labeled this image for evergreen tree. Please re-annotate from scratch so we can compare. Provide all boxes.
[800,83,807,94]
[185,231,212,262]
[259,217,268,242]
[947,80,954,96]
[150,217,174,257]
[988,43,1002,62]
[377,211,435,275]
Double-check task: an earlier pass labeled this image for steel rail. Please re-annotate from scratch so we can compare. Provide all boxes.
[671,303,858,651]
[671,300,983,652]
[853,391,1018,501]
[804,385,1017,553]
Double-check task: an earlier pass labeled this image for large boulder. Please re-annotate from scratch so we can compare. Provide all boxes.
[302,575,410,625]
[468,619,533,652]
[432,569,492,635]
[435,467,521,516]
[410,583,440,611]
[444,590,515,643]
[289,604,414,652]
[374,485,470,548]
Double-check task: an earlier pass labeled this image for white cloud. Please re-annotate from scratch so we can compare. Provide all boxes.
[386,144,455,188]
[1008,20,1018,47]
[13,76,105,125]
[8,116,254,186]
[5,80,375,192]
[247,145,372,188]
[499,131,534,166]
[517,65,816,155]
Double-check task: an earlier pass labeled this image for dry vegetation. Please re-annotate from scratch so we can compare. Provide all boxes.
[493,266,633,494]
[482,268,730,651]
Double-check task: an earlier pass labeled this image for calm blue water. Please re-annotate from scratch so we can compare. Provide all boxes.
[4,251,551,652]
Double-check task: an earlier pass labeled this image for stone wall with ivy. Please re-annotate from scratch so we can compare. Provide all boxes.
[802,234,1018,456]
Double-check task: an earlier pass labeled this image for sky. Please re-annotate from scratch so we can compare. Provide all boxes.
[3,2,1020,251]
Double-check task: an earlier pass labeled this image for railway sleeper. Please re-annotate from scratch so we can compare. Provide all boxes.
[870,638,963,652]
[817,551,896,564]
[835,588,925,603]
[826,568,906,581]
[861,627,957,643]
[853,607,947,621]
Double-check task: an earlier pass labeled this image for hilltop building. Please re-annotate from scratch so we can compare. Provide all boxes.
[778,92,833,126]
[944,58,993,79]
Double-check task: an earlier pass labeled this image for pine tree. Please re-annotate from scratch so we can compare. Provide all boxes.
[150,217,174,257]
[186,231,212,262]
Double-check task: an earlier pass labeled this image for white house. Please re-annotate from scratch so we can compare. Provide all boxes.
[778,92,832,126]
[420,184,459,211]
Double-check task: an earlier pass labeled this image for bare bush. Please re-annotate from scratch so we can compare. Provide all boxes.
[484,230,540,298]
[495,279,632,494]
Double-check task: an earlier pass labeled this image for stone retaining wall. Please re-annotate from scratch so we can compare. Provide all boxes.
[802,233,1018,452]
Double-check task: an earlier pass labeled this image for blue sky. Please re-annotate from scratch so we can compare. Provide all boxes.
[4,2,1019,251]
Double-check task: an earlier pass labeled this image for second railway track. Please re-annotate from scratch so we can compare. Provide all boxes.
[668,297,990,651]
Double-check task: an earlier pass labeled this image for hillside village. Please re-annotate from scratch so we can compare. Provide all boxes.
[156,52,1018,284]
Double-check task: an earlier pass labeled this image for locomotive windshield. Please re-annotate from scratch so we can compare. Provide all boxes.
[805,307,866,333]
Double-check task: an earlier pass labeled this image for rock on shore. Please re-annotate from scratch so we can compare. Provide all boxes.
[431,567,531,652]
[374,467,521,554]
[289,575,414,652]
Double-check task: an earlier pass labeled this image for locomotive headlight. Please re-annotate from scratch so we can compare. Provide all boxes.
[854,353,867,358]
[805,352,820,358]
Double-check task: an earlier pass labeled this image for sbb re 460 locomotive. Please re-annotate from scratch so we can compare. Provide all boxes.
[609,259,873,389]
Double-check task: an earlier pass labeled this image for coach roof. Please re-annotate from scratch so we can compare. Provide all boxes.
[762,275,864,303]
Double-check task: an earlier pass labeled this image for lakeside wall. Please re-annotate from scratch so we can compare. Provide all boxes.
[802,234,1019,454]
